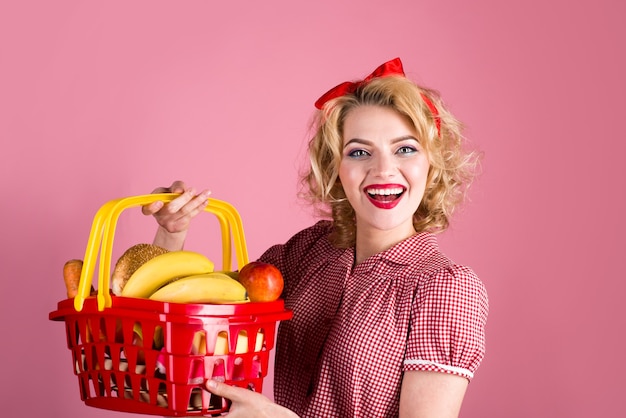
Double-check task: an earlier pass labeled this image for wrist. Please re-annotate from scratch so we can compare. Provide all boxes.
[154,227,188,251]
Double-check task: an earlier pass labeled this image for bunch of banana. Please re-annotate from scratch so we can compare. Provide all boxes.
[120,250,248,304]
[149,272,247,304]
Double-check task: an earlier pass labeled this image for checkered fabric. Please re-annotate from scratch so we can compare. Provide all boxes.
[259,221,488,417]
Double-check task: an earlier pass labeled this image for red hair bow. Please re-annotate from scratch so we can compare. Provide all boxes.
[314,57,441,136]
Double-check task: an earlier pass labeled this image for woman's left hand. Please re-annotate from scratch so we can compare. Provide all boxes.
[205,379,299,418]
[143,180,211,251]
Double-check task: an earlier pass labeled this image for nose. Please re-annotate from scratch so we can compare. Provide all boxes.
[371,153,396,178]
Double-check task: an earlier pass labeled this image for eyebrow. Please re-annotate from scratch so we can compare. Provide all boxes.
[343,135,419,148]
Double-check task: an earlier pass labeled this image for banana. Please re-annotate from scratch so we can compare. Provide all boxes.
[214,330,264,355]
[121,250,215,298]
[148,272,248,304]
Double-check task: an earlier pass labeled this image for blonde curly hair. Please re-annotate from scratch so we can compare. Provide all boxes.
[301,75,479,248]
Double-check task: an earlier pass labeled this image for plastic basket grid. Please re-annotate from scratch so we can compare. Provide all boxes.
[50,296,291,416]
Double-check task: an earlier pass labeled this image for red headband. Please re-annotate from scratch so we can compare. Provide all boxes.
[314,57,441,136]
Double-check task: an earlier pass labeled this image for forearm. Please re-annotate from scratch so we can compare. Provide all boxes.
[153,226,188,251]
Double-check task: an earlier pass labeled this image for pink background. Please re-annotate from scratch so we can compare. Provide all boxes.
[1,1,624,417]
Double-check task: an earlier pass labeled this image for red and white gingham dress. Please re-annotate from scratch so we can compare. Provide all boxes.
[259,221,488,417]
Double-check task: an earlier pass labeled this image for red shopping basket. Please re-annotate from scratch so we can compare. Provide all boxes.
[49,194,292,416]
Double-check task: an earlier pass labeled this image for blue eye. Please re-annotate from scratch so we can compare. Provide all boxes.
[397,146,417,155]
[347,149,370,158]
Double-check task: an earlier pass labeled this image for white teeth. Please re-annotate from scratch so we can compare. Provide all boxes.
[366,187,404,196]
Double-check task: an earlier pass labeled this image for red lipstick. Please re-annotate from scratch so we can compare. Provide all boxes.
[364,184,405,209]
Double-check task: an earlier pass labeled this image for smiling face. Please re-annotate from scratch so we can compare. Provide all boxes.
[339,105,430,245]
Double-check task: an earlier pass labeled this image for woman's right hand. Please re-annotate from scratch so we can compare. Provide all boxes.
[205,379,299,418]
[143,180,211,251]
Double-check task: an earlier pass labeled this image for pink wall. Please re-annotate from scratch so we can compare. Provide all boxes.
[1,1,624,416]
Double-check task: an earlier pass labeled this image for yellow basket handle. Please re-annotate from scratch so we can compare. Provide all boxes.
[73,194,249,312]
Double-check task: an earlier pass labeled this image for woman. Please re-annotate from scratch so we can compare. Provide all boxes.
[145,58,488,417]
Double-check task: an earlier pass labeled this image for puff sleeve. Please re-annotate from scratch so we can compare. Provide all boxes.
[403,265,489,380]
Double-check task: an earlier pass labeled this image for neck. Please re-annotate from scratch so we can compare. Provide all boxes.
[354,224,416,265]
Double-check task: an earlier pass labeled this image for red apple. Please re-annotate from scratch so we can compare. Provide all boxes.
[237,262,284,302]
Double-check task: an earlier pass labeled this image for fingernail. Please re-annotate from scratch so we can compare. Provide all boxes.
[206,379,217,389]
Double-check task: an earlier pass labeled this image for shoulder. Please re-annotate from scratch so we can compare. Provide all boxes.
[294,219,333,239]
[258,220,335,267]
[282,220,334,251]
[397,234,486,299]
[416,262,489,323]
[391,236,488,315]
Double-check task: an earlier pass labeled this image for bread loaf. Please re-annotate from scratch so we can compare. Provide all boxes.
[112,243,169,295]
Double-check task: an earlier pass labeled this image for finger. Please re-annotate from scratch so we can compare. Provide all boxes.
[141,200,164,216]
[189,190,212,211]
[169,180,187,194]
[149,180,188,195]
[205,379,248,403]
[150,186,172,194]
[169,189,211,216]
[163,188,197,213]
